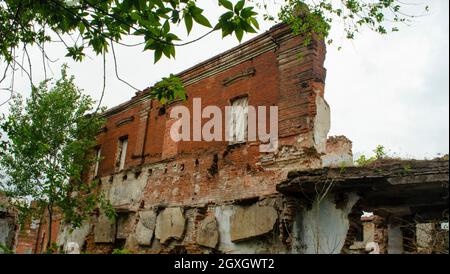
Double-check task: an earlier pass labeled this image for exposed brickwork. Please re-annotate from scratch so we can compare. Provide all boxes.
[85,23,330,253]
[14,211,61,254]
[15,23,333,254]
[93,24,327,208]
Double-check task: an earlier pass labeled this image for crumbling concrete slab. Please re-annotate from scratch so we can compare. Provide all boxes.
[135,210,157,246]
[197,215,219,248]
[116,213,135,239]
[230,204,278,242]
[387,224,403,254]
[57,221,91,251]
[155,207,185,244]
[106,168,150,209]
[294,193,360,254]
[279,160,448,220]
[94,214,116,243]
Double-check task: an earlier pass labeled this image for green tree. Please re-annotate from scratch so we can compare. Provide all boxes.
[0,65,115,252]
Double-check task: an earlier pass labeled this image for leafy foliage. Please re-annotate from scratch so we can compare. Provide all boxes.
[150,73,186,105]
[45,242,61,254]
[0,0,260,65]
[355,145,386,166]
[0,243,14,254]
[112,248,133,254]
[0,65,115,245]
[216,0,259,42]
[0,1,426,105]
[272,0,426,46]
[0,0,424,64]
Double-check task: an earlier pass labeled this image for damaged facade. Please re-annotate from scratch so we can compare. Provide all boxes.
[80,22,337,254]
[10,23,449,254]
[279,159,449,254]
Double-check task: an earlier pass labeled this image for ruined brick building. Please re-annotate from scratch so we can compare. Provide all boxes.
[8,23,449,254]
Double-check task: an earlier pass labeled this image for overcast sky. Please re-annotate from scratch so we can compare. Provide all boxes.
[0,0,448,160]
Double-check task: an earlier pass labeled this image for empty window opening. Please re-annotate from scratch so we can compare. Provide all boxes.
[228,96,248,145]
[94,146,101,177]
[116,136,128,171]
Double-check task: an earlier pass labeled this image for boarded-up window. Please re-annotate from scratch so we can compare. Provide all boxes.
[94,147,101,177]
[229,96,248,145]
[116,213,132,240]
[116,137,128,171]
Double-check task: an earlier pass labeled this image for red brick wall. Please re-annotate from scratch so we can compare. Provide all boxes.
[15,213,61,254]
[96,100,152,176]
[91,24,327,208]
[95,24,326,176]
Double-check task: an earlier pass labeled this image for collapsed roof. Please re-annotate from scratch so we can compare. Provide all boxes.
[277,159,449,220]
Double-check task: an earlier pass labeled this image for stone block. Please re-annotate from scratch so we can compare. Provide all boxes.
[155,207,185,244]
[230,204,278,242]
[57,221,91,251]
[116,213,135,239]
[197,215,219,248]
[94,214,116,243]
[135,210,157,246]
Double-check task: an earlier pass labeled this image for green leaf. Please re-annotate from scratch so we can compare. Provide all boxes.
[78,22,85,34]
[144,39,155,51]
[162,45,171,58]
[162,20,170,34]
[133,28,146,36]
[240,7,257,19]
[154,49,163,63]
[221,21,233,37]
[234,0,245,13]
[249,17,259,30]
[235,26,244,42]
[184,14,193,34]
[241,21,256,33]
[220,11,234,21]
[192,12,212,28]
[213,21,222,31]
[219,0,233,11]
[166,33,181,41]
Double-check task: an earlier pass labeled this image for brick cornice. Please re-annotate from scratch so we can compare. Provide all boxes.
[101,23,294,118]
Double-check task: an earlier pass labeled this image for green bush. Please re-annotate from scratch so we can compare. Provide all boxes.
[112,248,133,254]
